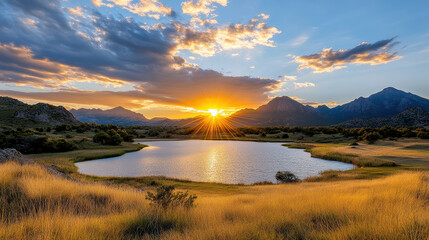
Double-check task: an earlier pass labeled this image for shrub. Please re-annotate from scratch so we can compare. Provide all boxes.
[30,137,77,153]
[362,131,381,144]
[417,131,429,139]
[281,133,289,139]
[93,132,110,145]
[275,171,299,183]
[93,130,123,145]
[117,129,134,142]
[146,185,197,210]
[106,129,123,145]
[55,124,72,132]
[50,139,78,152]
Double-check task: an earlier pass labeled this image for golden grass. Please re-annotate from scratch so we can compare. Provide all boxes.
[330,139,429,167]
[1,162,428,239]
[285,143,397,167]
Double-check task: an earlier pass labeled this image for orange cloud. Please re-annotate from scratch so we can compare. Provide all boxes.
[173,14,281,57]
[0,43,125,88]
[91,0,173,19]
[182,0,227,16]
[125,0,174,19]
[295,38,400,73]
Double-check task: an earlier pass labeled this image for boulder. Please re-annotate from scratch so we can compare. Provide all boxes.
[0,148,33,164]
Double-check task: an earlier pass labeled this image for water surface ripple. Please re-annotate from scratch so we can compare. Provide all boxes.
[76,140,354,184]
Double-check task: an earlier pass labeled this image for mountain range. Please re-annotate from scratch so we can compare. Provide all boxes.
[1,87,428,127]
[70,107,198,126]
[70,107,148,126]
[229,87,429,127]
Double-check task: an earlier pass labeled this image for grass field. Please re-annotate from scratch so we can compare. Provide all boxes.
[2,135,429,239]
[0,161,428,239]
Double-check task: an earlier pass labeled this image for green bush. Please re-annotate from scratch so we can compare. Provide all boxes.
[93,130,123,145]
[93,132,110,145]
[106,129,123,145]
[30,137,77,153]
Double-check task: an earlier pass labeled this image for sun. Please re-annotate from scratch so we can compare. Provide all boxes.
[208,109,219,117]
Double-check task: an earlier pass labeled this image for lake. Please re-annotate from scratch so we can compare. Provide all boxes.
[76,140,354,184]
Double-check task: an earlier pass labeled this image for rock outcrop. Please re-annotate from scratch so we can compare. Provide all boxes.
[0,148,33,164]
[15,103,80,126]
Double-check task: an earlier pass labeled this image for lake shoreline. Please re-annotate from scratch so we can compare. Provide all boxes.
[75,140,354,184]
[28,138,427,190]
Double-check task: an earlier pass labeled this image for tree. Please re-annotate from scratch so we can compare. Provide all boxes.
[108,132,123,145]
[93,132,110,145]
[275,171,299,183]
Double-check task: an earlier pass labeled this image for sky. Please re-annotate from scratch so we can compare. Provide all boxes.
[0,0,428,118]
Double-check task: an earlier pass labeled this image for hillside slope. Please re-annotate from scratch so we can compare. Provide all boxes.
[0,97,80,126]
[337,107,429,128]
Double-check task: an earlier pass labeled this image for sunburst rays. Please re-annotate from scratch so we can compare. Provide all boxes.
[180,111,258,139]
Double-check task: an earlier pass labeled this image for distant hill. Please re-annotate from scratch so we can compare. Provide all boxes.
[337,107,429,128]
[70,107,148,126]
[70,106,200,126]
[0,97,80,126]
[231,96,328,126]
[229,87,429,126]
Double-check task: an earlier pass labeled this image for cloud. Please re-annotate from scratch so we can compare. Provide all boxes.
[65,6,85,18]
[172,14,280,57]
[124,0,174,19]
[0,43,127,88]
[91,0,105,7]
[0,69,280,110]
[295,38,401,73]
[0,0,281,111]
[303,101,337,108]
[279,75,297,81]
[291,35,309,47]
[288,96,337,108]
[0,89,149,109]
[90,0,174,19]
[182,0,227,16]
[293,82,315,88]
